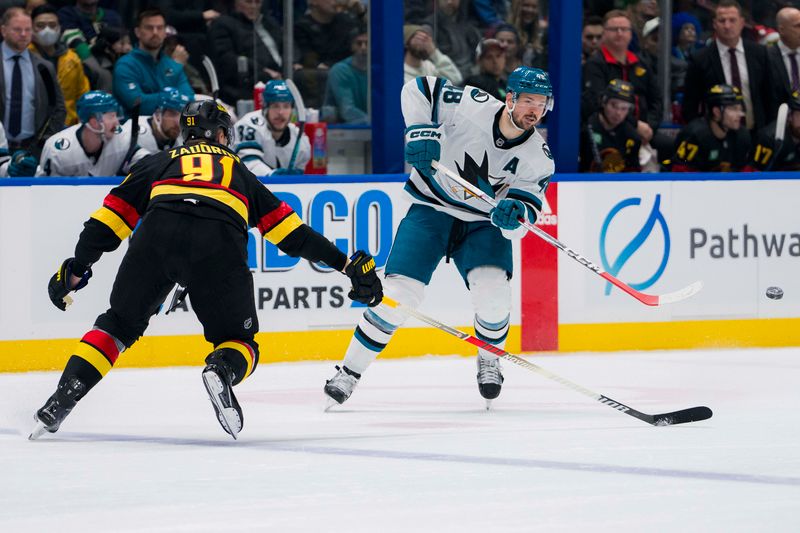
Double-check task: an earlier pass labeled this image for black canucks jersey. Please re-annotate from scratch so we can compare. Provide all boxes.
[579,112,642,172]
[671,118,751,172]
[72,140,347,272]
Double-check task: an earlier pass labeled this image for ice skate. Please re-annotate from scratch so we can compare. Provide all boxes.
[29,377,86,440]
[323,365,360,410]
[202,360,243,439]
[477,354,504,408]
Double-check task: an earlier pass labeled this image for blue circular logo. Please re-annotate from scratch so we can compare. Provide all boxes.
[599,195,670,296]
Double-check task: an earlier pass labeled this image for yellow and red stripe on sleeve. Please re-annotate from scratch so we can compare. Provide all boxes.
[73,329,121,377]
[257,201,303,245]
[216,340,257,382]
[150,179,250,224]
[89,194,140,241]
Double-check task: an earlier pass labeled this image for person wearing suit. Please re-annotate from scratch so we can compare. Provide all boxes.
[682,0,769,132]
[767,7,800,111]
[0,7,66,158]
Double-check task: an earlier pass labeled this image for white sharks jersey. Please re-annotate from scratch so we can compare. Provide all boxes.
[233,110,311,175]
[136,116,183,153]
[36,120,150,177]
[401,76,554,224]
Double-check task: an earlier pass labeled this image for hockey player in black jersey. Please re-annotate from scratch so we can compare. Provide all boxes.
[670,84,753,172]
[751,91,800,171]
[32,100,382,440]
[580,79,642,172]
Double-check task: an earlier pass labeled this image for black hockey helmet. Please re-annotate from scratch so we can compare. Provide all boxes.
[705,84,744,110]
[602,78,636,105]
[180,100,233,146]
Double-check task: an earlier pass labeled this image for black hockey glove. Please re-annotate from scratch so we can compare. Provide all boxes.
[345,251,383,307]
[48,258,92,311]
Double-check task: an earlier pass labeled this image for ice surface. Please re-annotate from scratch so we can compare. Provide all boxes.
[1,348,799,532]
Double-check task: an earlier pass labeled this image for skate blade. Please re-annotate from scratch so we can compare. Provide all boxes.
[29,420,48,441]
[485,399,493,411]
[202,372,241,440]
[323,396,339,412]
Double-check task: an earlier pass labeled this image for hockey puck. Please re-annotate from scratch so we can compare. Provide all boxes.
[766,286,784,300]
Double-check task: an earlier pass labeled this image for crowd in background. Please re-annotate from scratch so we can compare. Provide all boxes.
[3,0,800,177]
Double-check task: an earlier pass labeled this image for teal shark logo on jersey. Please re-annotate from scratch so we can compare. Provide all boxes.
[54,138,70,150]
[456,152,499,199]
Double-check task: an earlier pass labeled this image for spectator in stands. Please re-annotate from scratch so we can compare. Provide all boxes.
[493,23,522,75]
[672,12,703,63]
[403,0,430,25]
[582,16,604,65]
[29,4,89,126]
[623,0,658,53]
[113,7,194,116]
[424,0,481,83]
[88,25,130,92]
[508,0,546,68]
[295,0,361,70]
[639,17,686,103]
[57,0,122,45]
[463,38,507,100]
[150,0,223,71]
[0,7,65,158]
[163,32,209,96]
[751,90,800,171]
[580,79,641,172]
[767,7,800,111]
[208,0,283,104]
[582,10,663,156]
[469,0,508,30]
[670,84,752,172]
[682,0,770,133]
[25,0,47,14]
[323,25,368,124]
[403,24,462,85]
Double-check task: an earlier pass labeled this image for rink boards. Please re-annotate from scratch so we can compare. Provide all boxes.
[0,173,798,371]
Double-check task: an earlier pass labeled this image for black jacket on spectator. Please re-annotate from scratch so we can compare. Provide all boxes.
[582,47,662,131]
[0,52,66,156]
[580,111,642,172]
[766,44,797,112]
[682,40,770,131]
[295,12,359,68]
[670,118,752,172]
[463,74,507,101]
[424,4,481,82]
[152,0,229,71]
[209,11,283,103]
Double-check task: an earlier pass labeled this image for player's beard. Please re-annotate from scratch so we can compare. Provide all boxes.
[510,105,540,131]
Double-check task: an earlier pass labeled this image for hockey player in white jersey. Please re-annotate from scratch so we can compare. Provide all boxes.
[0,121,40,177]
[233,80,311,175]
[324,66,556,407]
[135,87,190,153]
[36,91,149,177]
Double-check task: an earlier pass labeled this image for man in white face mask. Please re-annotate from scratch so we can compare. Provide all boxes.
[29,4,90,126]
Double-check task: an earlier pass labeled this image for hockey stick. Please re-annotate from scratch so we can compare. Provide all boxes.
[765,103,788,171]
[119,98,141,174]
[585,122,604,171]
[431,160,703,307]
[383,296,712,426]
[201,55,220,101]
[284,78,306,171]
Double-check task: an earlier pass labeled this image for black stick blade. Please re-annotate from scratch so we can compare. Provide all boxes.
[651,406,713,426]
